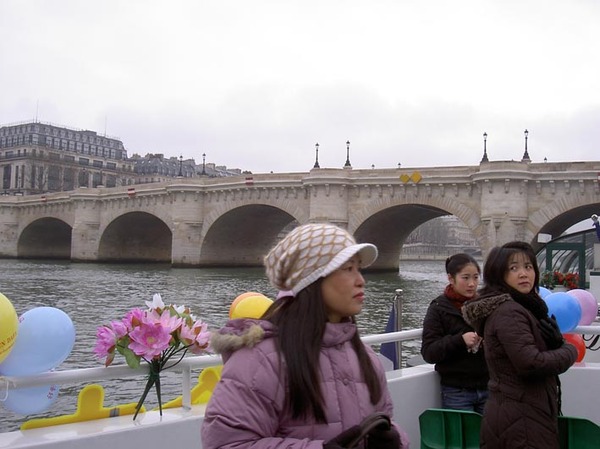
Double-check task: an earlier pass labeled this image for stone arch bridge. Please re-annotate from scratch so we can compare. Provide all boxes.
[1,160,599,270]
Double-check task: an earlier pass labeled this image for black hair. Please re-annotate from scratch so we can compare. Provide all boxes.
[480,241,540,296]
[261,279,382,423]
[445,253,481,277]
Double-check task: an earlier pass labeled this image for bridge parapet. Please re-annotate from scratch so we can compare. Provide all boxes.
[0,162,599,266]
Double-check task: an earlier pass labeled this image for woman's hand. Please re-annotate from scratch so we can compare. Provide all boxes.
[539,315,564,350]
[462,331,482,350]
[367,426,402,449]
[323,426,362,449]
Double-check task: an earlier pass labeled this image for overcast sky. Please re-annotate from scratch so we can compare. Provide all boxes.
[1,0,599,174]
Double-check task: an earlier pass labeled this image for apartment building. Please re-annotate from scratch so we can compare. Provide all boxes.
[0,121,135,194]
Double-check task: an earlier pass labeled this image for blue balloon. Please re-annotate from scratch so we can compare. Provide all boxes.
[538,286,552,299]
[543,292,582,333]
[1,383,59,415]
[0,307,75,376]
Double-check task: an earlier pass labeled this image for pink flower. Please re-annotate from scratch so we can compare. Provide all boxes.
[123,308,146,331]
[94,295,214,420]
[179,320,211,354]
[94,325,117,358]
[147,308,183,334]
[111,319,128,338]
[129,322,172,359]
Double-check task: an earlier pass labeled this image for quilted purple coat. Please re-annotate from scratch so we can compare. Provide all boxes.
[201,319,409,449]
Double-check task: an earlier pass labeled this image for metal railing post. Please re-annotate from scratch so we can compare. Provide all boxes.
[394,288,403,367]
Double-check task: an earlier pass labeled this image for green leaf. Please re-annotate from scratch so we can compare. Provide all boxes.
[122,347,141,368]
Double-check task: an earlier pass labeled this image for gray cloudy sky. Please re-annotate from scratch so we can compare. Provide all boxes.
[1,0,599,173]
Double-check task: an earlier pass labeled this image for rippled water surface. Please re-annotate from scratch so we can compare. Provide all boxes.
[0,259,447,433]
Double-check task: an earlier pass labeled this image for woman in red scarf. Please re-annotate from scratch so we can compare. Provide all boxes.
[420,253,489,413]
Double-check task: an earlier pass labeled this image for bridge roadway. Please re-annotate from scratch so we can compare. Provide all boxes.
[1,160,599,270]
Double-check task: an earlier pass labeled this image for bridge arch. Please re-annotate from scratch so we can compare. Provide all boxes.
[98,201,174,234]
[202,196,308,233]
[529,199,600,251]
[98,211,172,263]
[349,196,482,270]
[18,218,72,259]
[199,203,305,266]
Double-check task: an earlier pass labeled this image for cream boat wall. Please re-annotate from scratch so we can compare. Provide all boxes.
[1,327,600,449]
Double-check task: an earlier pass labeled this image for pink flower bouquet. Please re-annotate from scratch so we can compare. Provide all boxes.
[94,294,211,419]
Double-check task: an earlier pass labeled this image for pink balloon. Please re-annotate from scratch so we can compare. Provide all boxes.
[567,289,598,326]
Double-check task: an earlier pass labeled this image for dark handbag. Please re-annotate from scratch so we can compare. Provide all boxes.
[344,412,392,449]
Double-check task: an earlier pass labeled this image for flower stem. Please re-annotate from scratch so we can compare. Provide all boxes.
[133,372,155,420]
[163,347,189,371]
[133,359,163,420]
[155,367,163,415]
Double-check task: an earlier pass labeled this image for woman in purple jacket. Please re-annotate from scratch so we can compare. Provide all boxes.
[201,223,408,449]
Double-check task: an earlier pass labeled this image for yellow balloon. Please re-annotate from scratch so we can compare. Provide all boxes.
[229,292,263,318]
[0,292,19,364]
[230,295,273,319]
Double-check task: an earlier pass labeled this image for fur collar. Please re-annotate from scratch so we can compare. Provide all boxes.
[210,319,275,358]
[461,292,512,335]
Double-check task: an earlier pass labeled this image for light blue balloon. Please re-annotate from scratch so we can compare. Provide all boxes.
[543,292,582,333]
[1,384,59,415]
[0,307,75,376]
[538,286,552,299]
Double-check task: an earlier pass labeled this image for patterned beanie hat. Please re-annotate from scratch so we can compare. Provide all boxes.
[264,223,378,296]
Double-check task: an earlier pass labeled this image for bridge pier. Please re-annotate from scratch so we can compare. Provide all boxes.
[171,221,203,267]
[305,169,351,226]
[0,223,18,258]
[169,190,205,267]
[71,197,102,261]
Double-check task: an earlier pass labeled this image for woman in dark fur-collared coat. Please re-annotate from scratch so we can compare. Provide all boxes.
[462,241,577,449]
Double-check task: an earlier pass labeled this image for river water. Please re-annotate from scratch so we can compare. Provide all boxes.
[0,259,447,433]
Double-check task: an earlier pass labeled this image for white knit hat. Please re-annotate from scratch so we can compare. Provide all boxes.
[264,223,378,296]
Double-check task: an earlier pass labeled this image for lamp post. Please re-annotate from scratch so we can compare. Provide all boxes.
[522,129,531,162]
[202,153,206,175]
[481,132,489,163]
[313,143,320,169]
[344,140,352,168]
[178,155,183,177]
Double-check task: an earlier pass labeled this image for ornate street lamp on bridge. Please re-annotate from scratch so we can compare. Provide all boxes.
[344,140,352,169]
[522,129,531,162]
[178,155,183,177]
[202,153,206,175]
[481,132,489,163]
[313,143,320,169]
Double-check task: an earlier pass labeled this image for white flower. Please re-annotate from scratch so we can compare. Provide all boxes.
[145,293,165,310]
[172,304,186,314]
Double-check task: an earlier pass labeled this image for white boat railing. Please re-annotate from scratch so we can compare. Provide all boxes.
[1,325,599,409]
[0,328,426,407]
